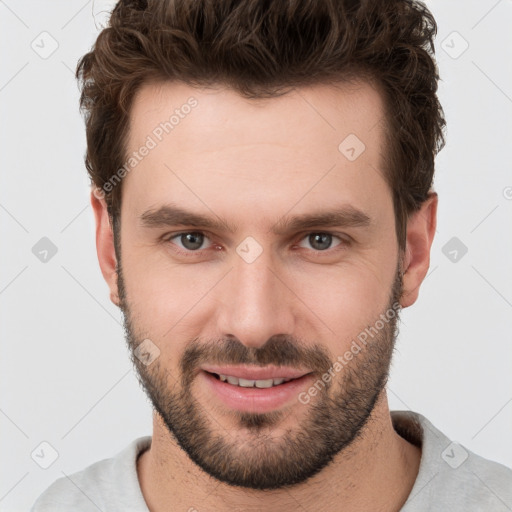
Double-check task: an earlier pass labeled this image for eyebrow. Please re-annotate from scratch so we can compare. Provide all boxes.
[139,203,372,235]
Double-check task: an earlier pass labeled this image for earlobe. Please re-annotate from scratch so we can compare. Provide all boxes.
[400,192,438,308]
[90,187,121,307]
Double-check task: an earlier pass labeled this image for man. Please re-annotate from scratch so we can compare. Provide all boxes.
[32,0,512,510]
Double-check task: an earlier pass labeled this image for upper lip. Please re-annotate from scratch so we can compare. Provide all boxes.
[200,364,312,381]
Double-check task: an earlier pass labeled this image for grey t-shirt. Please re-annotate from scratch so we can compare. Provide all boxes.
[31,410,512,511]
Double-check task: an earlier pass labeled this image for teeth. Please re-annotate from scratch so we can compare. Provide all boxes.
[218,374,292,388]
[255,379,274,388]
[238,378,256,387]
[226,376,239,385]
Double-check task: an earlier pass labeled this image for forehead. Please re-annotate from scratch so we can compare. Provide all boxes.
[128,79,385,152]
[122,79,390,223]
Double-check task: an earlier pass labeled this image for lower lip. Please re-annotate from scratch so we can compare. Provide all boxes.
[200,370,314,413]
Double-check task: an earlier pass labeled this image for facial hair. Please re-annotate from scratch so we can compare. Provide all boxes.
[117,257,403,490]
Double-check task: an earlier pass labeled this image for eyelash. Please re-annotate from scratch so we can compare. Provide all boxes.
[162,231,350,258]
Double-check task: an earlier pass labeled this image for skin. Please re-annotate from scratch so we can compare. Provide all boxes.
[91,80,437,511]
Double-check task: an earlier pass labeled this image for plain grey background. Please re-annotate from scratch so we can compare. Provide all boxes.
[1,1,511,511]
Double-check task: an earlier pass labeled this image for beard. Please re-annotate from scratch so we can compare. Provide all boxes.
[117,257,403,490]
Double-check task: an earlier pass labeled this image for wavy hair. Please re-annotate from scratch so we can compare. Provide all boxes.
[76,0,445,250]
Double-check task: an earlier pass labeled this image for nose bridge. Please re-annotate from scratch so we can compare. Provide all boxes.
[216,241,295,348]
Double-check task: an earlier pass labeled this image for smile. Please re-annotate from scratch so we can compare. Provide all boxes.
[213,373,296,388]
[200,369,314,413]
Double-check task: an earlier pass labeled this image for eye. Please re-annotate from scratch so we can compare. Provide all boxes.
[163,231,347,257]
[166,231,213,252]
[297,232,344,251]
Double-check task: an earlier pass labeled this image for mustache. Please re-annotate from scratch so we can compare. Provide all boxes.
[181,334,333,377]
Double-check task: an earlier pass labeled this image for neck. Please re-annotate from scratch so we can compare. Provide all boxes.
[137,390,421,512]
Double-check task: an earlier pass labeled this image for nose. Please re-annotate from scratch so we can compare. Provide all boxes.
[215,244,296,349]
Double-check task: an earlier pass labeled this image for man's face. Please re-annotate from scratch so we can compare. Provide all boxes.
[115,81,402,489]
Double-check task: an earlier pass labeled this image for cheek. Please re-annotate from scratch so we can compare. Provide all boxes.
[121,247,223,336]
[291,260,396,344]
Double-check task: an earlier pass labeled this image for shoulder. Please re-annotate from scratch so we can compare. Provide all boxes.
[392,410,512,511]
[31,436,151,512]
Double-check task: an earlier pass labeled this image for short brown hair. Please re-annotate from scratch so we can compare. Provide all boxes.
[76,0,445,250]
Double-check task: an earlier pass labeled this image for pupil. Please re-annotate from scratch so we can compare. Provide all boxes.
[310,233,331,250]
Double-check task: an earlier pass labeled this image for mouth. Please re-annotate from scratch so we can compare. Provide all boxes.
[199,366,314,413]
[200,364,311,381]
[206,371,302,389]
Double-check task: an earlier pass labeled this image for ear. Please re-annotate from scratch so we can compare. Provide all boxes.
[400,192,438,308]
[90,187,120,307]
